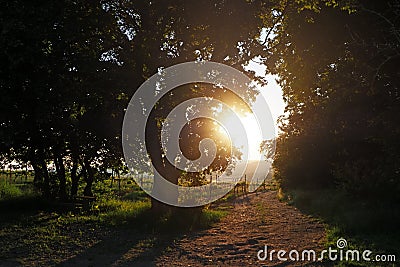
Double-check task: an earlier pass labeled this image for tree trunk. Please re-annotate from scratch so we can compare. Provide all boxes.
[146,116,181,214]
[83,159,94,197]
[31,159,42,187]
[70,155,79,198]
[39,156,50,198]
[54,154,67,200]
[31,151,51,198]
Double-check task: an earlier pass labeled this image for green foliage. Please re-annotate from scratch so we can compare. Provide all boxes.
[90,175,148,202]
[0,0,284,205]
[0,181,22,199]
[178,172,209,187]
[0,0,132,198]
[269,0,400,211]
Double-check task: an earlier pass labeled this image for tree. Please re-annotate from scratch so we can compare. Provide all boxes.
[1,0,291,211]
[121,0,288,211]
[0,0,131,199]
[266,0,400,204]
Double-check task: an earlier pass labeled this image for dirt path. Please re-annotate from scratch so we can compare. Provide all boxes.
[155,191,327,266]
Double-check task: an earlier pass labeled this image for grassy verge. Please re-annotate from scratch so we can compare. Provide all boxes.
[0,179,230,265]
[0,180,23,199]
[280,189,399,266]
[154,207,228,233]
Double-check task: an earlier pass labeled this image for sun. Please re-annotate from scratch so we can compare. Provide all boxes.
[217,112,264,160]
[214,61,286,161]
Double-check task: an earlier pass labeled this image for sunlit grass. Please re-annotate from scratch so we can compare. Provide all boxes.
[200,209,228,227]
[154,207,228,233]
[97,198,151,225]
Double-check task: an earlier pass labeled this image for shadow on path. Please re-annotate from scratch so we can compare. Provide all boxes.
[58,227,179,267]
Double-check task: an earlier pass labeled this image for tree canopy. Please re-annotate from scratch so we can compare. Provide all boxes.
[0,0,282,204]
[268,0,400,205]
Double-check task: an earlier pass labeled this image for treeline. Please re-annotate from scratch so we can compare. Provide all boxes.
[0,0,278,203]
[270,0,400,208]
[0,1,137,199]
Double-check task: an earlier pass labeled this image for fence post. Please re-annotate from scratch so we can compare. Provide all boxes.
[244,174,247,194]
[209,173,212,199]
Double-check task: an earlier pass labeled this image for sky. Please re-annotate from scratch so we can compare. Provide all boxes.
[228,60,286,160]
[246,59,286,129]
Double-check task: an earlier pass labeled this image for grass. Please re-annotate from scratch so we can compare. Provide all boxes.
[0,180,23,199]
[0,175,231,266]
[97,198,151,225]
[281,188,399,266]
[199,208,228,228]
[0,196,221,265]
[256,201,269,224]
[0,180,48,219]
[145,206,228,234]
